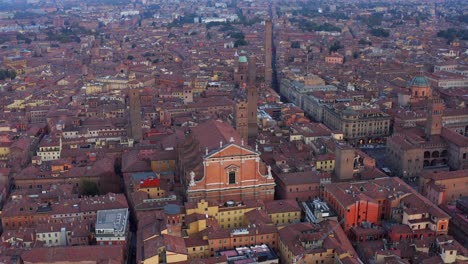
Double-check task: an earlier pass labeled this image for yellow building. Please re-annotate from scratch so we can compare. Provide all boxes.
[164,235,188,263]
[84,83,104,95]
[185,200,263,232]
[0,142,11,160]
[151,159,176,174]
[264,200,302,226]
[137,177,166,199]
[185,237,210,259]
[278,221,359,264]
[186,214,209,236]
[6,94,33,110]
[315,153,335,172]
[4,56,26,69]
[142,254,159,264]
[193,76,209,94]
[141,236,163,264]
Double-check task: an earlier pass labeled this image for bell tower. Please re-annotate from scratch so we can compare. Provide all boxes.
[247,55,258,140]
[129,88,142,142]
[235,101,248,141]
[425,98,444,139]
[265,20,273,87]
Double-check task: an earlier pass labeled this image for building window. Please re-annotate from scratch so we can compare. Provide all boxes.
[228,171,236,184]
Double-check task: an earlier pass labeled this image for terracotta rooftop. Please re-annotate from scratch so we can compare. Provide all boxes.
[21,245,124,263]
[264,199,301,214]
[422,169,468,181]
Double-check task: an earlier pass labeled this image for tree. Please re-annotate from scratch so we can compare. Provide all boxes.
[329,41,343,53]
[229,31,244,39]
[437,28,468,41]
[353,52,360,59]
[127,55,134,60]
[79,179,99,196]
[234,39,247,47]
[370,28,390,37]
[0,69,17,80]
[358,38,372,46]
[359,13,383,27]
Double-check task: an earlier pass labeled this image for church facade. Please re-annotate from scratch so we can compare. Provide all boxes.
[177,119,274,204]
[186,142,275,203]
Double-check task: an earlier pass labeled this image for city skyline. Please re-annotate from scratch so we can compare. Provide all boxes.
[0,0,467,263]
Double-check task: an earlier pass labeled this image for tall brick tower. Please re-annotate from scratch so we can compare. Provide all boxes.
[247,55,258,139]
[234,55,248,87]
[129,88,142,142]
[235,101,248,141]
[425,98,444,139]
[265,20,273,87]
[335,144,355,181]
[164,204,182,237]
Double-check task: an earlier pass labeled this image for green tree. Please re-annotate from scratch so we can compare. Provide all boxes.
[437,28,468,41]
[370,28,390,37]
[0,69,17,80]
[329,41,343,53]
[79,179,99,196]
[353,52,360,59]
[229,31,244,39]
[234,39,247,47]
[291,41,300,48]
[358,38,371,46]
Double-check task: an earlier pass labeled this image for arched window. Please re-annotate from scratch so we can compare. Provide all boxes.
[228,171,236,185]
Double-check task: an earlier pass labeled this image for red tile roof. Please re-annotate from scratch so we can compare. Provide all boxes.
[140,178,160,188]
[21,245,124,263]
[264,199,301,214]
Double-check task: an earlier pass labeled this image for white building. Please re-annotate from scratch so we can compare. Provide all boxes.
[95,208,129,246]
[36,226,71,247]
[37,136,61,161]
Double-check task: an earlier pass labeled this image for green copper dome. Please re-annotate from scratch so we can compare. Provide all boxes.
[238,56,248,63]
[410,76,430,87]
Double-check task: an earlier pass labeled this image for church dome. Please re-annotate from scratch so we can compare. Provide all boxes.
[410,76,430,87]
[238,55,248,63]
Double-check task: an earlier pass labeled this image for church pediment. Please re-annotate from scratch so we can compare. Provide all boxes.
[205,143,258,159]
[225,164,240,172]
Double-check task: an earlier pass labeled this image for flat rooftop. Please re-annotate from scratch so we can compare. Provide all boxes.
[96,208,129,236]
